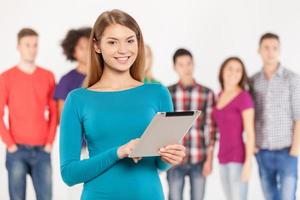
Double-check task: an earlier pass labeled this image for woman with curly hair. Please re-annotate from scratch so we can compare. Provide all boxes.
[55,27,91,119]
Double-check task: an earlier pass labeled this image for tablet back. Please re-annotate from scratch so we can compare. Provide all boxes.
[129,111,201,157]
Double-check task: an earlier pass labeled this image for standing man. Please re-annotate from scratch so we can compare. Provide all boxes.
[251,33,300,200]
[167,48,216,200]
[0,28,58,200]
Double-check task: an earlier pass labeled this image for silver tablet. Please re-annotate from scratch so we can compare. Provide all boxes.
[129,110,201,158]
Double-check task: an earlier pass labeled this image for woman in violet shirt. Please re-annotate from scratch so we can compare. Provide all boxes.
[213,57,255,200]
[55,27,91,120]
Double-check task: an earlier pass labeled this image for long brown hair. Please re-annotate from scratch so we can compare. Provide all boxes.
[84,9,145,88]
[218,57,250,90]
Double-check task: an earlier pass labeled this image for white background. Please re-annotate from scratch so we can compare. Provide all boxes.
[0,0,300,199]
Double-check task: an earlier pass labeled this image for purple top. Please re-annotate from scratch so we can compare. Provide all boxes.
[213,91,254,164]
[54,69,86,100]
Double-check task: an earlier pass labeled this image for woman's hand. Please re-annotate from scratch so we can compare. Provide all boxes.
[117,139,141,163]
[158,144,186,165]
[241,161,251,182]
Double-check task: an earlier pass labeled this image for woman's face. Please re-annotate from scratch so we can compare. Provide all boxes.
[74,37,89,65]
[97,24,138,73]
[222,60,243,88]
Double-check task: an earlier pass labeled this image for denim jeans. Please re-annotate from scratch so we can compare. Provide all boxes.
[167,162,206,200]
[219,162,248,200]
[5,144,52,200]
[256,147,298,200]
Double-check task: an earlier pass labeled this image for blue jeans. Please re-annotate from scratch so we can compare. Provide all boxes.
[5,144,52,200]
[167,162,206,200]
[219,162,248,200]
[256,147,298,200]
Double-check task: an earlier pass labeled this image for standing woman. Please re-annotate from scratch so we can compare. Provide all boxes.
[143,44,160,84]
[213,57,255,200]
[59,9,186,200]
[55,27,91,120]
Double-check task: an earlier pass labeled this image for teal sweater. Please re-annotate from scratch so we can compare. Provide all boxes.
[60,84,173,200]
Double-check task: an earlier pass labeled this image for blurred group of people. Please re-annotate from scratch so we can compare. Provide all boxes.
[0,9,299,200]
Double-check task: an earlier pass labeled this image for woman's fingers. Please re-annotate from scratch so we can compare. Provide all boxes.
[129,138,140,147]
[162,144,186,151]
[159,146,186,158]
[129,139,142,163]
[161,156,179,165]
[159,152,184,165]
[159,144,186,165]
[160,152,183,162]
[117,138,140,159]
[127,138,140,151]
[160,150,185,159]
[132,157,142,164]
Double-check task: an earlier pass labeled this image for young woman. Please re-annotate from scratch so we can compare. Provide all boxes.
[55,27,91,120]
[59,10,186,200]
[143,44,160,83]
[213,57,255,200]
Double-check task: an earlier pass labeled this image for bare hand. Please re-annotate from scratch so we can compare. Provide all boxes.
[290,148,299,157]
[44,144,52,153]
[117,139,141,163]
[159,144,186,166]
[8,145,18,153]
[132,157,142,163]
[241,162,251,182]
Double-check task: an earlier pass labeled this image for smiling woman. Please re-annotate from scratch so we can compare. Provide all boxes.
[59,9,186,200]
[84,10,145,89]
[87,23,142,90]
[213,57,255,200]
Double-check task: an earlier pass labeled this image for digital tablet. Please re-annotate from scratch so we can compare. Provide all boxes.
[129,110,201,158]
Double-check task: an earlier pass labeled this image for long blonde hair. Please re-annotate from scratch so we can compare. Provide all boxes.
[84,9,145,88]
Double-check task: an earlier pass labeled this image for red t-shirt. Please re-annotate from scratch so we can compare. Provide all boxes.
[0,66,58,148]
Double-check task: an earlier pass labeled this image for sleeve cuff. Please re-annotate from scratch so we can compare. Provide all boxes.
[156,157,172,171]
[111,147,120,161]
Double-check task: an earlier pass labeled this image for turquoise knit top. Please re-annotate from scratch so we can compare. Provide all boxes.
[59,83,173,200]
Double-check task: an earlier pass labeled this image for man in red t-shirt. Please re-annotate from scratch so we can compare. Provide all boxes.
[0,28,58,200]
